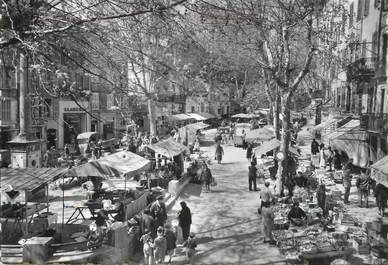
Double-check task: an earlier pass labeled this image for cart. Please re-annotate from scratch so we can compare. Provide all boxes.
[234,135,244,147]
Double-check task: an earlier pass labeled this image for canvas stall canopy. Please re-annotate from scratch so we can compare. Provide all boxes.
[254,139,300,157]
[147,138,188,158]
[245,126,275,142]
[169,113,193,121]
[68,151,151,178]
[371,155,388,187]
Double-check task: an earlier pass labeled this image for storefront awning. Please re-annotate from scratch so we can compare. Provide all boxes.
[148,138,188,158]
[186,113,215,121]
[371,156,388,187]
[324,119,369,167]
[170,114,193,121]
[0,168,67,192]
[68,151,150,178]
[245,126,275,142]
[313,117,339,133]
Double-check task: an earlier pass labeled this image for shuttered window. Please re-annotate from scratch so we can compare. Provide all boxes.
[0,99,11,121]
[364,0,370,16]
[357,0,363,21]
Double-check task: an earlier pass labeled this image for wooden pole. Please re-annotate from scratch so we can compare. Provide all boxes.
[25,190,28,235]
[61,175,65,238]
[46,184,49,212]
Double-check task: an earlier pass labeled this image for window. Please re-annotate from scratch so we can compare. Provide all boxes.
[357,0,363,21]
[364,0,370,16]
[191,106,195,112]
[0,99,11,121]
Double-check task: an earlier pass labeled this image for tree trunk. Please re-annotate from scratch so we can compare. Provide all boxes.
[147,98,156,135]
[275,92,292,196]
[274,92,281,140]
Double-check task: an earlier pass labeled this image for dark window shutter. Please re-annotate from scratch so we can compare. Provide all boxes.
[364,0,370,16]
[350,2,354,26]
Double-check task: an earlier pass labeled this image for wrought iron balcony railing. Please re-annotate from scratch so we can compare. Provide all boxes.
[346,57,377,82]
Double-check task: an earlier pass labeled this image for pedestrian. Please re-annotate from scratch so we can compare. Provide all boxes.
[201,163,213,192]
[164,224,176,264]
[311,139,319,155]
[150,196,168,230]
[183,232,197,265]
[242,130,247,150]
[317,183,326,215]
[178,201,192,241]
[215,143,224,164]
[260,181,275,208]
[248,161,258,191]
[375,183,388,216]
[333,149,342,170]
[326,147,334,171]
[261,204,275,244]
[140,229,155,265]
[222,132,228,144]
[319,143,326,169]
[153,226,167,264]
[356,170,371,208]
[229,127,234,141]
[343,158,353,204]
[141,208,156,238]
[246,143,253,161]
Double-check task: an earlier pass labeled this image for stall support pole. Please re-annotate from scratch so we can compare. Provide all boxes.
[124,175,127,190]
[25,190,28,235]
[61,174,65,240]
[46,184,50,212]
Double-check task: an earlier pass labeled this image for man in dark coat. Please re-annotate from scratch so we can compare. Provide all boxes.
[311,139,320,155]
[248,161,258,191]
[178,201,192,241]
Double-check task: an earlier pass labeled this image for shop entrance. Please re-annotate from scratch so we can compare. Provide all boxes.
[64,114,83,146]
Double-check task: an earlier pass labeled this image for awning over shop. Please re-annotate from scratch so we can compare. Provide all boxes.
[68,151,151,178]
[324,119,369,167]
[245,126,275,142]
[0,168,67,192]
[148,138,188,158]
[254,139,300,157]
[313,117,339,133]
[170,114,193,121]
[371,156,388,187]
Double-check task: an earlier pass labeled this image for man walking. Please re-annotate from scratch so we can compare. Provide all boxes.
[356,170,371,208]
[343,159,353,204]
[178,201,192,241]
[311,139,320,155]
[248,161,258,191]
[260,182,274,208]
[150,196,168,229]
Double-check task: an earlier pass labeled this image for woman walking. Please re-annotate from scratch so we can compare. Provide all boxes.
[246,143,253,161]
[319,144,326,169]
[153,227,167,264]
[178,201,192,241]
[201,163,213,192]
[215,143,224,164]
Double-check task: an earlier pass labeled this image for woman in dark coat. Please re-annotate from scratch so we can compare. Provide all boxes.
[246,144,253,161]
[178,201,192,241]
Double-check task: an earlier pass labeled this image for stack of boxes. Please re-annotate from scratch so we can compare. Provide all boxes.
[366,218,388,259]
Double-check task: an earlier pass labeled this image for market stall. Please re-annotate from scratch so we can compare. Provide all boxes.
[0,168,67,243]
[179,122,210,146]
[245,126,275,144]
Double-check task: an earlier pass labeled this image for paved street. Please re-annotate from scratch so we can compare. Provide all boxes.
[167,136,285,265]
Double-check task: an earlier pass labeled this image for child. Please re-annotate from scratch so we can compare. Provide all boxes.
[183,232,197,265]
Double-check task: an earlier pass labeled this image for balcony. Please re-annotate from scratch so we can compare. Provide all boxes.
[346,57,377,82]
[360,113,388,133]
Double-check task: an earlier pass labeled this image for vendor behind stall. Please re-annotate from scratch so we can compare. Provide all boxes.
[288,202,307,226]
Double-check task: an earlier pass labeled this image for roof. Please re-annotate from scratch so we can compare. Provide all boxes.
[245,127,275,142]
[371,156,388,186]
[170,114,193,121]
[77,132,99,140]
[68,151,150,178]
[326,119,361,141]
[0,168,67,192]
[148,138,188,158]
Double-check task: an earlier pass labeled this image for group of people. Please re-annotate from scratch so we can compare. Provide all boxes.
[125,132,159,155]
[311,139,341,171]
[139,199,196,265]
